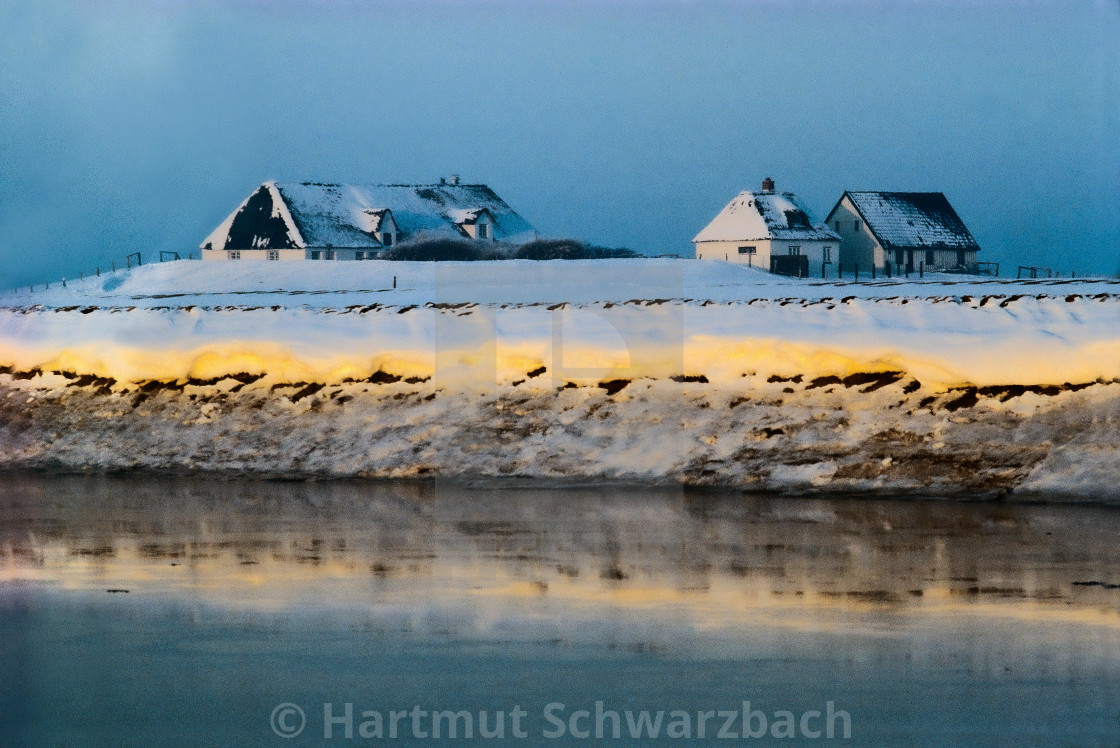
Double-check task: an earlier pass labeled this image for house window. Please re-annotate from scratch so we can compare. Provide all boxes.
[926,249,934,265]
[478,223,489,239]
[355,252,364,260]
[382,232,393,246]
[834,221,840,232]
[738,246,756,255]
[325,250,335,260]
[227,250,241,260]
[854,220,861,232]
[788,245,801,255]
[267,250,279,261]
[823,247,832,263]
[310,250,321,260]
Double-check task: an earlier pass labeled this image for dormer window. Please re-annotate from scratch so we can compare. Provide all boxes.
[784,210,810,230]
[452,208,494,240]
[363,209,397,247]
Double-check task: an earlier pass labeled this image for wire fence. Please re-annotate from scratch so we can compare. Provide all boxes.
[19,250,198,293]
[8,250,1106,294]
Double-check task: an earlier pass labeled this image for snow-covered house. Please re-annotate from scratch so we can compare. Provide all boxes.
[201,178,537,261]
[825,192,980,274]
[692,178,840,277]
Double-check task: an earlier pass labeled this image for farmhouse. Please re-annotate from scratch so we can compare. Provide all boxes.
[692,178,840,277]
[825,192,980,274]
[201,177,537,260]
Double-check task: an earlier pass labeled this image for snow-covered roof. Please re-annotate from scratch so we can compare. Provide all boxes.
[202,181,536,250]
[693,190,839,244]
[839,192,980,251]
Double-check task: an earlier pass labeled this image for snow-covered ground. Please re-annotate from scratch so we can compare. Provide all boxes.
[1,259,1117,496]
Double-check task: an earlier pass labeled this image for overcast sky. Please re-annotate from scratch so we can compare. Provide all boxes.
[1,0,1117,287]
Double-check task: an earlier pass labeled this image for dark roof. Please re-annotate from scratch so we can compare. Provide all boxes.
[831,192,980,251]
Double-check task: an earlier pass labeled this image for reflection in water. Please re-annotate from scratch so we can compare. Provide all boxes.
[3,474,1120,640]
[2,475,1120,746]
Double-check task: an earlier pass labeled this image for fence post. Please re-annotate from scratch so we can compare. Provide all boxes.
[872,265,876,279]
[112,261,116,272]
[62,278,66,287]
[96,267,100,277]
[919,262,923,278]
[393,276,397,289]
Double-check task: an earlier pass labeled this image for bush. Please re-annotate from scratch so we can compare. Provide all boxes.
[514,239,639,260]
[383,238,507,261]
[379,236,640,262]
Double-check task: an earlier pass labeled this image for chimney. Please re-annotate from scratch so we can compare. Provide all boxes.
[761,177,774,192]
[449,174,460,186]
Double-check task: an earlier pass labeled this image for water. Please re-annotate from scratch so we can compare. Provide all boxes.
[2,474,1119,745]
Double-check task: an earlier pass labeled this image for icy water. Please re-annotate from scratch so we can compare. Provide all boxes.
[1,475,1119,746]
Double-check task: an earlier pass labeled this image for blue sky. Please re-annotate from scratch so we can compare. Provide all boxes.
[0,0,1117,287]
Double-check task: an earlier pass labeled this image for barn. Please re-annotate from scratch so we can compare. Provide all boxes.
[825,192,981,274]
[692,178,840,277]
[201,177,537,261]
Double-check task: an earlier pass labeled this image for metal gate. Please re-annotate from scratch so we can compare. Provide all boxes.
[770,254,809,278]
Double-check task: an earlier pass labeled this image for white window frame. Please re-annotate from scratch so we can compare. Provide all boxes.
[227,250,241,260]
[267,250,279,261]
[738,246,756,255]
[788,245,801,256]
[823,247,832,263]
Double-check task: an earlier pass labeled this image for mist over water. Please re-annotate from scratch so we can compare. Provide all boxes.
[1,0,1117,289]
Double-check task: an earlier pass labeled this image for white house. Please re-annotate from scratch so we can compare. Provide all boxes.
[201,177,537,261]
[692,178,840,277]
[824,191,980,274]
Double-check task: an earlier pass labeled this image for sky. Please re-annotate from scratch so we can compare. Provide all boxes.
[0,0,1117,288]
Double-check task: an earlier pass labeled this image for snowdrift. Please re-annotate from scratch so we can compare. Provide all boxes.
[1,260,1117,497]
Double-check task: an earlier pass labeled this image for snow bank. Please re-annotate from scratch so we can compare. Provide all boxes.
[1,260,1117,495]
